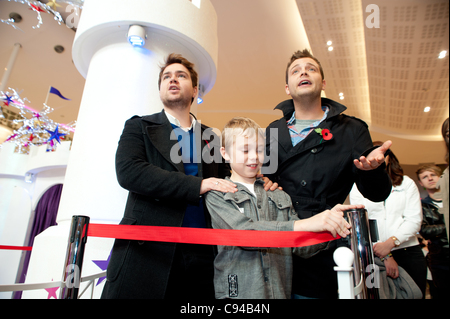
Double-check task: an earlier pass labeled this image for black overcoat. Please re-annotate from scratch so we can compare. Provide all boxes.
[101,110,228,299]
[263,98,392,298]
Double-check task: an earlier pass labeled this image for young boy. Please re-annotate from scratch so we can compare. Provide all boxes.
[205,117,360,299]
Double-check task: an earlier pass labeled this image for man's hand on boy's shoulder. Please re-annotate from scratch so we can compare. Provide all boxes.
[258,174,282,192]
[200,178,238,195]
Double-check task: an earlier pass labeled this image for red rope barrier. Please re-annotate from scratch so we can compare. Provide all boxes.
[0,245,32,251]
[87,224,339,248]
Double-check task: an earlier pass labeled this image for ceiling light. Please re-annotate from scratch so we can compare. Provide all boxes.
[328,46,334,52]
[424,106,431,113]
[54,45,64,53]
[197,84,204,104]
[339,93,344,96]
[128,25,147,47]
[9,12,22,23]
[327,41,332,46]
[439,50,447,59]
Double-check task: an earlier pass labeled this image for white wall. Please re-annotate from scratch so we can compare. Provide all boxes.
[0,142,69,299]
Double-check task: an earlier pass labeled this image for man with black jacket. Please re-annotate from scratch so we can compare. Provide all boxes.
[416,164,449,299]
[100,54,241,299]
[262,49,393,299]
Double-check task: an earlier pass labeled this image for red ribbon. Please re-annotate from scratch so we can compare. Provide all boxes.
[87,224,339,248]
[0,245,32,251]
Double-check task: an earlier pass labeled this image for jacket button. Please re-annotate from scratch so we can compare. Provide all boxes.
[301,180,307,187]
[311,148,318,153]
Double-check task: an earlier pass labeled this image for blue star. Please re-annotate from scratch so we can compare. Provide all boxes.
[92,251,111,286]
[46,124,66,144]
[2,94,13,106]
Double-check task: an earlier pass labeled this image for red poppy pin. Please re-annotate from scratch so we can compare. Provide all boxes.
[315,128,333,143]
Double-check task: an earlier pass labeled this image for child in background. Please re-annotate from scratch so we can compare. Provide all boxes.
[205,117,361,299]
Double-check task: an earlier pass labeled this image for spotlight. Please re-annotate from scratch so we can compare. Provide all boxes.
[424,106,431,113]
[9,12,22,23]
[439,50,447,59]
[25,173,35,184]
[197,84,205,104]
[128,25,147,47]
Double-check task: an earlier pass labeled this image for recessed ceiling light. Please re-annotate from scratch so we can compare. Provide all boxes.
[424,106,431,113]
[328,46,334,52]
[439,50,447,59]
[9,12,22,23]
[339,93,344,96]
[54,45,65,53]
[327,41,332,46]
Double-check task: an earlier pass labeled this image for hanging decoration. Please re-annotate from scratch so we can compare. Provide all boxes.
[1,0,85,30]
[1,88,76,154]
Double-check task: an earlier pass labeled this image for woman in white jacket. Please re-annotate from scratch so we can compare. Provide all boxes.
[350,143,427,297]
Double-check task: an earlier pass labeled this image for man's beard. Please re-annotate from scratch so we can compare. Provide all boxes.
[162,95,192,110]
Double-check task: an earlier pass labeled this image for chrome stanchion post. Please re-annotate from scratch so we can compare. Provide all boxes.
[345,208,380,299]
[59,216,90,299]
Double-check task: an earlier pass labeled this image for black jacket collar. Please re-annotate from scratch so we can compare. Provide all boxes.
[274,98,347,121]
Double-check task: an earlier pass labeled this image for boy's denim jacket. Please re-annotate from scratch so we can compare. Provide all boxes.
[205,177,328,299]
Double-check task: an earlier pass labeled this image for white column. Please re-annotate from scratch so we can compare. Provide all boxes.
[23,0,218,299]
[0,43,21,93]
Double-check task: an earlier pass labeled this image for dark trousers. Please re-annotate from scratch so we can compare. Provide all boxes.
[164,243,216,299]
[426,245,449,299]
[391,245,428,298]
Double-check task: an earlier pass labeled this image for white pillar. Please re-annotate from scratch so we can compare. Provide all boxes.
[0,43,22,93]
[23,0,218,299]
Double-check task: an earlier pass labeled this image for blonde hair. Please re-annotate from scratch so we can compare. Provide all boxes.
[416,165,442,180]
[221,117,265,152]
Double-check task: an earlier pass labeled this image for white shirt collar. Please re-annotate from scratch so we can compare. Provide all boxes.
[165,111,196,132]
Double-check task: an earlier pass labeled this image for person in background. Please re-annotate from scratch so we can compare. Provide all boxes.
[417,165,443,209]
[417,118,449,299]
[350,143,426,297]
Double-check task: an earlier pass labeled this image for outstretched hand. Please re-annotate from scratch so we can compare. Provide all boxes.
[353,140,392,171]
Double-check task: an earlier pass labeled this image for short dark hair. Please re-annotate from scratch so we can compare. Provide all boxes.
[285,49,325,84]
[158,53,198,90]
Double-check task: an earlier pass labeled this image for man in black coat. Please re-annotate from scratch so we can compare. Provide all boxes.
[101,54,240,299]
[262,49,393,299]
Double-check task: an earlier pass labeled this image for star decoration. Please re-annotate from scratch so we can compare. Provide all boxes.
[46,124,66,144]
[29,4,46,12]
[46,0,61,10]
[1,88,75,153]
[45,280,59,299]
[2,94,13,106]
[92,251,111,286]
